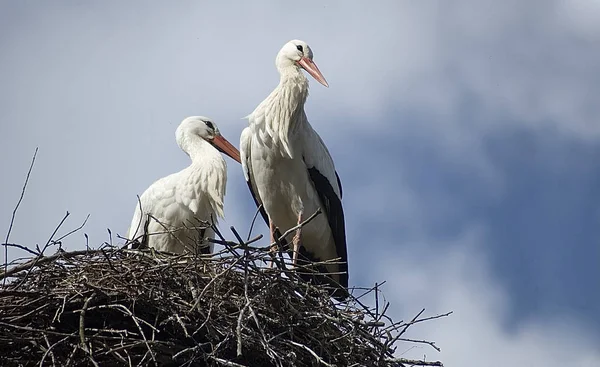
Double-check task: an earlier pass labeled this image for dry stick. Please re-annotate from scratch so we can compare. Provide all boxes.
[171,342,212,360]
[8,301,51,323]
[396,337,441,352]
[100,249,118,273]
[3,147,38,287]
[79,293,96,351]
[209,222,237,260]
[0,321,81,338]
[241,227,251,330]
[246,204,264,241]
[286,340,335,367]
[132,195,145,247]
[392,358,444,366]
[0,249,98,280]
[271,208,321,248]
[236,302,250,357]
[54,214,90,243]
[38,335,71,367]
[146,214,189,252]
[399,311,453,331]
[97,341,130,364]
[41,211,71,253]
[64,343,79,366]
[375,282,379,322]
[86,303,157,362]
[193,302,214,337]
[233,230,269,359]
[3,243,39,256]
[81,344,100,367]
[52,295,68,324]
[107,228,113,247]
[235,231,251,357]
[265,208,322,272]
[189,255,245,312]
[174,313,190,338]
[208,234,263,249]
[210,357,248,367]
[398,308,425,337]
[12,212,71,289]
[41,334,60,367]
[230,226,263,273]
[348,287,382,327]
[230,226,253,264]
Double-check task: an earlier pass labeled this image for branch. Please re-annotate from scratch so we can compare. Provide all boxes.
[3,147,38,286]
[391,358,444,366]
[272,208,322,247]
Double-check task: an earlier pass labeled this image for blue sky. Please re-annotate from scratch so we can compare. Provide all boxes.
[1,1,599,365]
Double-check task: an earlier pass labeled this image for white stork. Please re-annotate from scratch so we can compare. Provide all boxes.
[127,116,241,254]
[240,40,348,299]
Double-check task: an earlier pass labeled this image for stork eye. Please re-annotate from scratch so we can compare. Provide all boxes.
[204,121,214,130]
[296,45,303,52]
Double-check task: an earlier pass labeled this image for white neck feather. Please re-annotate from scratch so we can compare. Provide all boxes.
[180,136,227,218]
[249,66,310,159]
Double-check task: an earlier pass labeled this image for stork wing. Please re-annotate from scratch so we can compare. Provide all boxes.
[127,199,148,249]
[240,127,269,225]
[241,126,290,252]
[126,173,202,247]
[301,124,348,288]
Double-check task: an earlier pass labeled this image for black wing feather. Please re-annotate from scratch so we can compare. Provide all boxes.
[335,171,343,199]
[307,166,349,290]
[246,180,270,226]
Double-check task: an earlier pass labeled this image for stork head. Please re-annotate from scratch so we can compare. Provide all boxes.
[176,116,241,163]
[276,40,329,88]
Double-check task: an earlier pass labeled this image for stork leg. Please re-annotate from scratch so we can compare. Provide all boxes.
[268,219,277,269]
[291,212,302,268]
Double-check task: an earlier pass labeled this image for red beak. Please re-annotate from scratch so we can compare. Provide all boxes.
[298,57,329,88]
[212,135,241,163]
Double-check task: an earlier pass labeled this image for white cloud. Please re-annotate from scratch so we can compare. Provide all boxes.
[559,0,600,40]
[373,228,600,367]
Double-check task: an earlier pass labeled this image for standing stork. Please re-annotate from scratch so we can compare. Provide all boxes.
[127,116,241,254]
[240,40,348,299]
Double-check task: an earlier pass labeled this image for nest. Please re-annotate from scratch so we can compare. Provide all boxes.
[0,223,447,367]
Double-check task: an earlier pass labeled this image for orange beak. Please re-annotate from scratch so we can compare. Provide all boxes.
[298,57,329,88]
[212,135,241,163]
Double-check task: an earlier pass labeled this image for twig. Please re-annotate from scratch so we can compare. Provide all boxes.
[3,147,38,286]
[1,249,94,280]
[79,293,96,351]
[271,208,322,247]
[189,255,245,311]
[38,335,70,367]
[236,301,250,357]
[11,212,70,289]
[396,338,441,352]
[246,204,263,241]
[400,311,453,331]
[42,211,70,252]
[399,308,425,337]
[210,357,248,367]
[54,214,90,243]
[391,358,443,367]
[2,243,39,256]
[286,340,335,367]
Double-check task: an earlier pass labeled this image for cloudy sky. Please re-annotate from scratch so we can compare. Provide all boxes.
[1,1,599,365]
